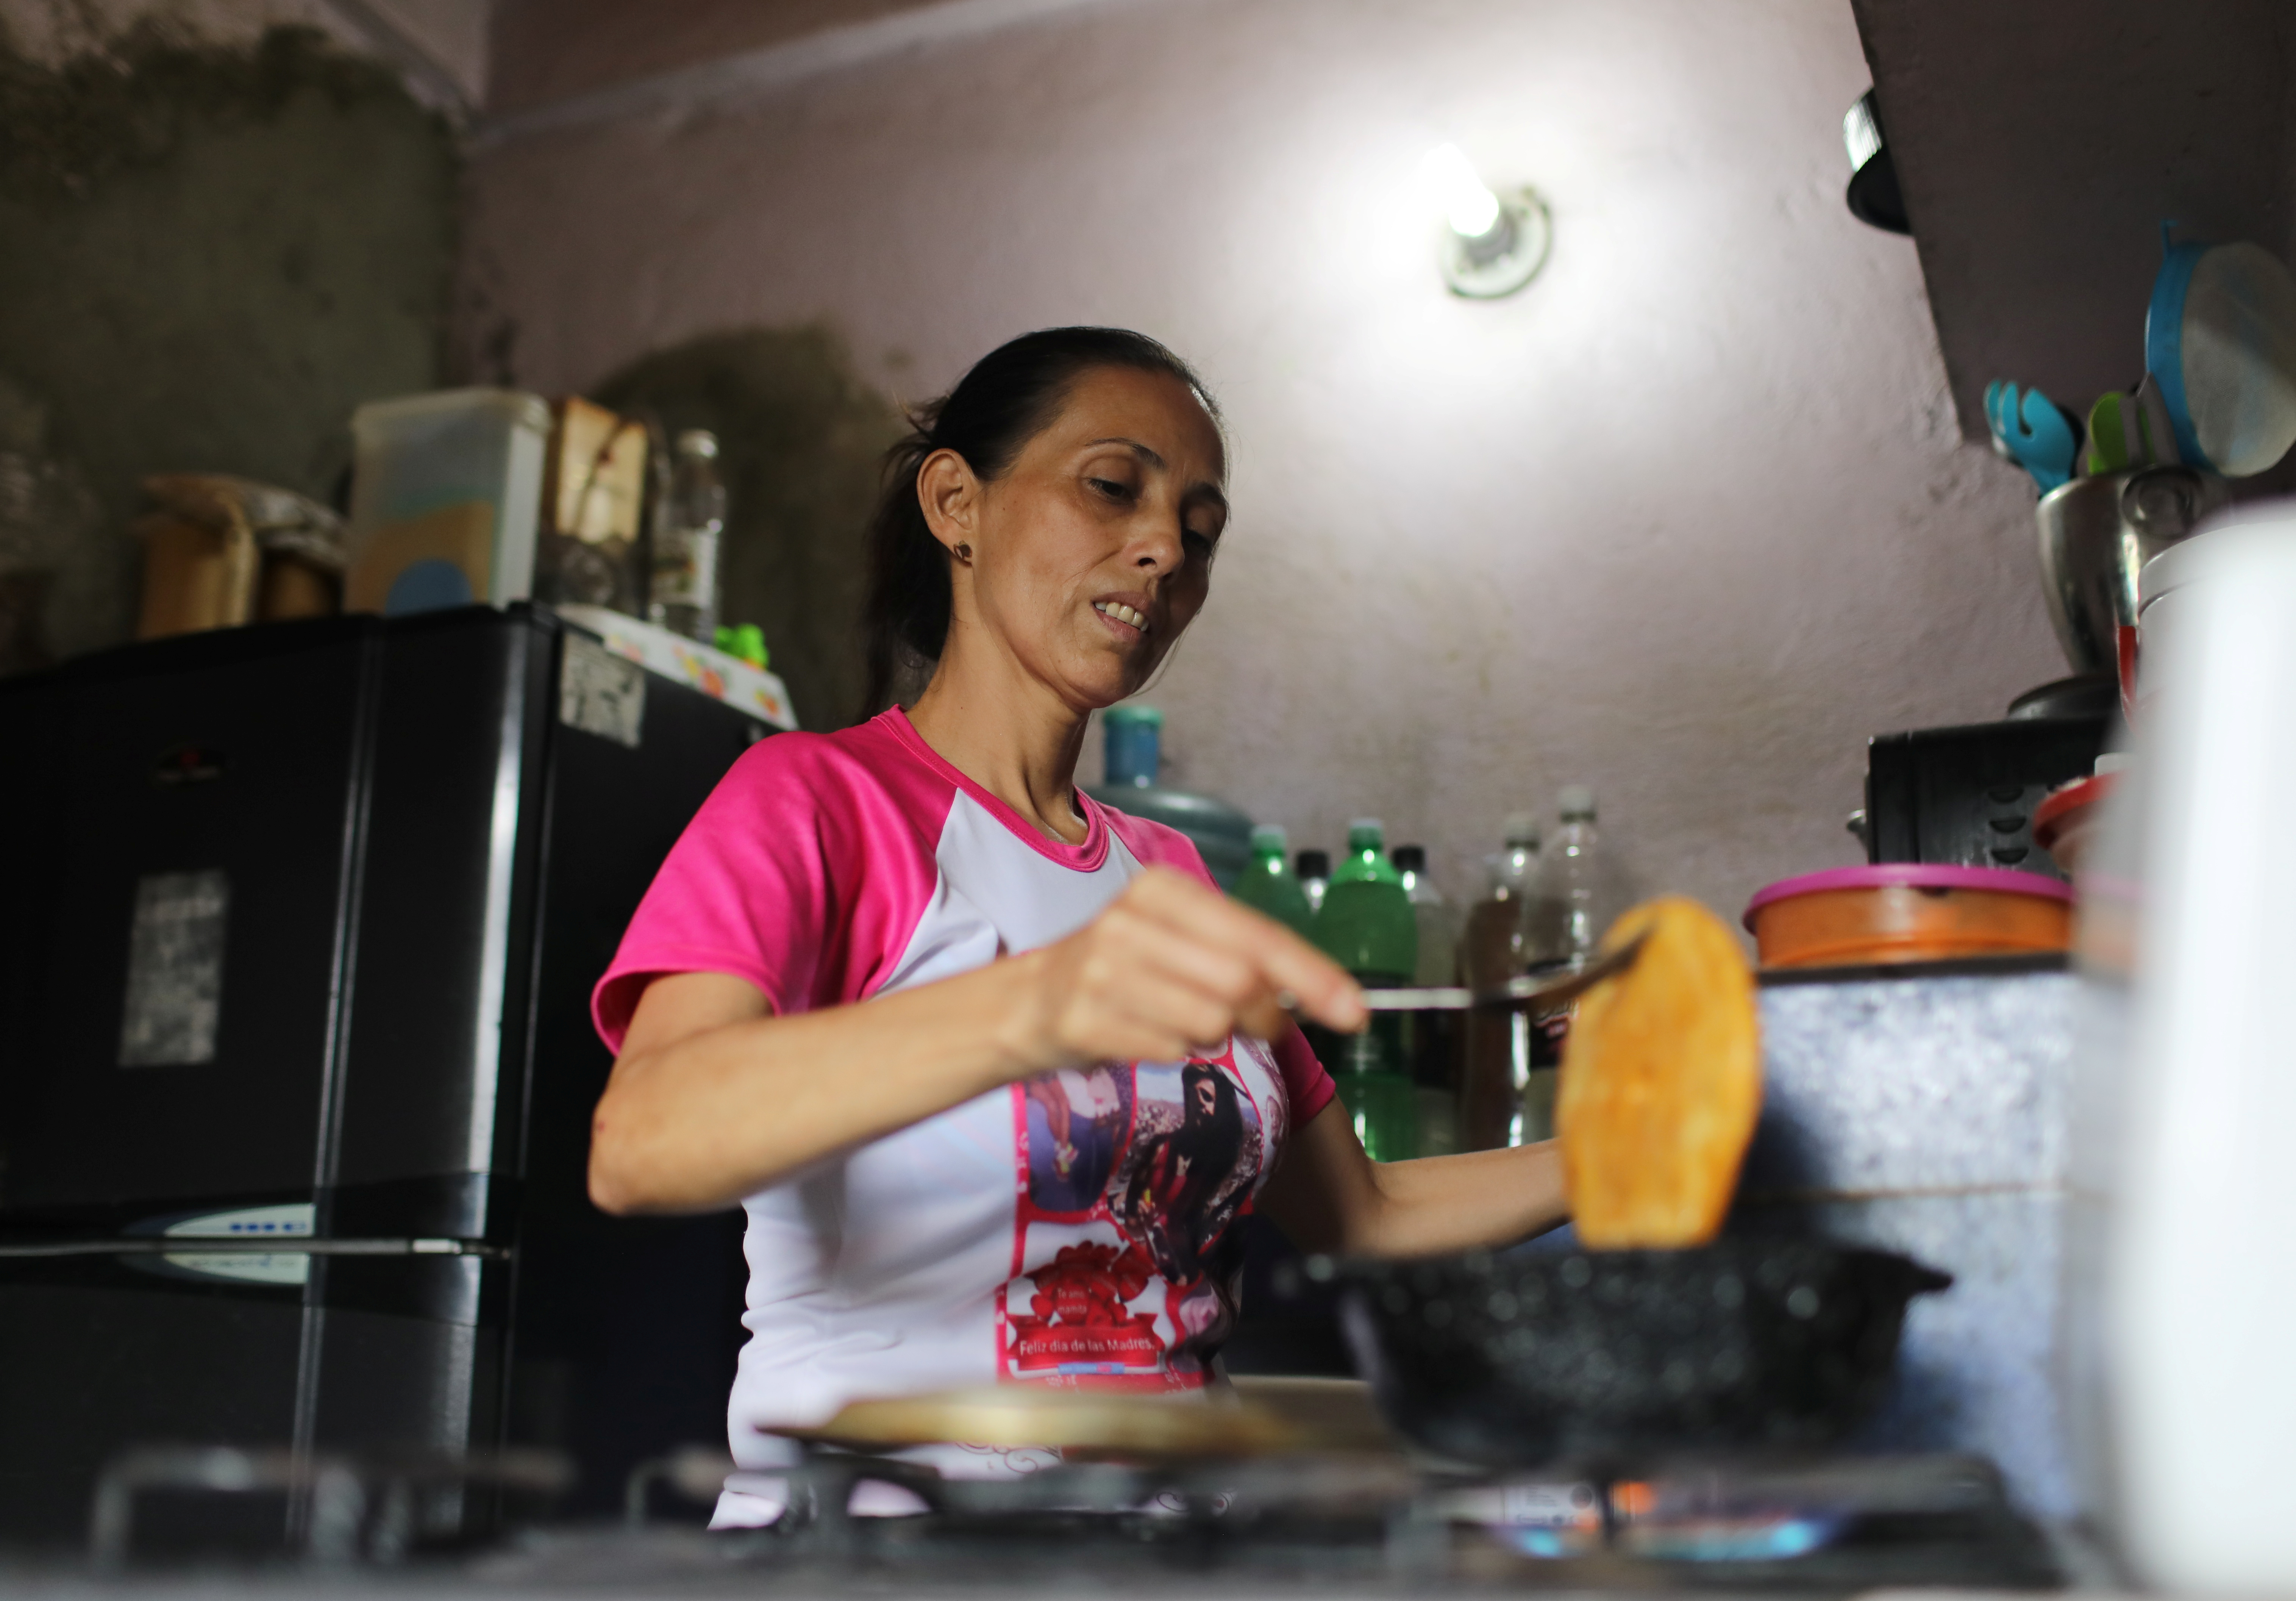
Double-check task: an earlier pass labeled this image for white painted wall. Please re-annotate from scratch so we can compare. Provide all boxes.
[461,0,2066,924]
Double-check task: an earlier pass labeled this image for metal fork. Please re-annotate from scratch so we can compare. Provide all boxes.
[1354,932,1646,1017]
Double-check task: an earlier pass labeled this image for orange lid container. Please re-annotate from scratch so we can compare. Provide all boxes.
[1742,864,2074,970]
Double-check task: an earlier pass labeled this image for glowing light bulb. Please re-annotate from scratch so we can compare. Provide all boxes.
[1418,142,1502,238]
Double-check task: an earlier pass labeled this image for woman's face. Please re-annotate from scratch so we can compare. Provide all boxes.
[928,365,1228,709]
[1191,1075,1220,1121]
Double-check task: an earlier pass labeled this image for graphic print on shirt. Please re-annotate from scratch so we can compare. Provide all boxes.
[1000,1037,1286,1388]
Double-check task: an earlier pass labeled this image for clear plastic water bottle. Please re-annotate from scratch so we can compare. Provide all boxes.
[1232,824,1313,936]
[650,429,725,642]
[1502,786,1610,1147]
[1390,844,1457,988]
[1460,812,1542,1150]
[1548,785,1605,969]
[1466,812,1541,980]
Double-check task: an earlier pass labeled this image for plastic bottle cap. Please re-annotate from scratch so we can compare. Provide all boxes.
[1391,844,1427,872]
[1347,818,1385,851]
[1557,785,1596,822]
[1295,850,1331,879]
[1104,704,1165,729]
[676,429,720,458]
[1502,810,1540,848]
[714,622,768,669]
[1250,823,1289,851]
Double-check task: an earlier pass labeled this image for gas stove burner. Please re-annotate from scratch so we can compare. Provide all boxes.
[81,1438,2064,1591]
[1443,1452,2016,1565]
[559,1446,2053,1590]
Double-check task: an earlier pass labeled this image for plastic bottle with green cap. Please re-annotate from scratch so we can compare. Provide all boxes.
[1312,818,1418,1161]
[1231,824,1313,936]
[1315,819,1416,980]
[1081,704,1255,889]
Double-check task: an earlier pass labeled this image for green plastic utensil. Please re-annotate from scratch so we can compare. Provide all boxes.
[2087,392,2132,474]
[2087,377,2184,475]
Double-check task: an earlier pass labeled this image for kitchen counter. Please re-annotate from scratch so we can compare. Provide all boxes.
[1752,956,2077,1521]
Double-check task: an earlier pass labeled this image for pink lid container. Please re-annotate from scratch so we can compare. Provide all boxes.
[1743,864,2074,969]
[1743,864,2074,929]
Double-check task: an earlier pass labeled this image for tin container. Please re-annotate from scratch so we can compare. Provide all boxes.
[2035,466,2225,675]
[1743,865,2073,970]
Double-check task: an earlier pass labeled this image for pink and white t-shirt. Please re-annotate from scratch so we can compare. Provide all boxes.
[593,708,1334,1525]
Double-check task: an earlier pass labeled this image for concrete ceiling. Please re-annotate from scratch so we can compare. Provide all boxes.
[1853,0,2296,445]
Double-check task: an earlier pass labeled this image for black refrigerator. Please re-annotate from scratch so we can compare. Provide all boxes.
[0,604,772,1551]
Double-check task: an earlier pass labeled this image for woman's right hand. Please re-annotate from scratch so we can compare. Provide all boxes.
[998,865,1367,1074]
[594,866,1365,1214]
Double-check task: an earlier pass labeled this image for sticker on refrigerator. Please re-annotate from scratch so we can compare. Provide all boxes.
[145,1202,316,1287]
[559,632,645,749]
[117,869,229,1067]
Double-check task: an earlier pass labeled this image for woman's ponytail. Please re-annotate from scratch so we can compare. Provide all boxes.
[859,405,953,715]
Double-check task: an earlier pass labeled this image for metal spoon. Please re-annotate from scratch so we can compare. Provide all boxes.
[1353,933,1647,1017]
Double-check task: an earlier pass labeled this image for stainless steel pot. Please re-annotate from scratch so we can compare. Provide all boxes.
[2036,466,2227,674]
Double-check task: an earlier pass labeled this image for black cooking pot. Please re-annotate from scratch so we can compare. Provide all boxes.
[1316,1238,1950,1470]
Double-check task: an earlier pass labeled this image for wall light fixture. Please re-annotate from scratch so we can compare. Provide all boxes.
[1417,142,1550,299]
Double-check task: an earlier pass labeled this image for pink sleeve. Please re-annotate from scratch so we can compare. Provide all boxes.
[1271,1024,1337,1124]
[1095,802,1337,1125]
[590,732,939,1054]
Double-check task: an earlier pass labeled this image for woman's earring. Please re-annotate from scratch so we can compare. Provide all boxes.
[954,542,973,562]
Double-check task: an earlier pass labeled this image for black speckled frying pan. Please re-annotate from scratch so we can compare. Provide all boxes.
[1314,1238,1950,1470]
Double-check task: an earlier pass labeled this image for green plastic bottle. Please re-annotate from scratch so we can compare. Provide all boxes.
[1314,818,1418,1162]
[1315,819,1417,980]
[1332,1030,1420,1163]
[1231,824,1313,936]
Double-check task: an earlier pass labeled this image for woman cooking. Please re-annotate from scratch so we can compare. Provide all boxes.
[587,327,1570,1525]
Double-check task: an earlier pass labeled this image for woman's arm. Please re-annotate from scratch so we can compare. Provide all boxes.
[588,866,1366,1215]
[1256,1101,1569,1259]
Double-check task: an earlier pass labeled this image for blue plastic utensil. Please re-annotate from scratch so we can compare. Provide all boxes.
[1983,379,2016,459]
[1985,379,2079,493]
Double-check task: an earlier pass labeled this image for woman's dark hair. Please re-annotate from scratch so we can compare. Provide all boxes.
[1169,1063,1246,1249]
[859,326,1219,715]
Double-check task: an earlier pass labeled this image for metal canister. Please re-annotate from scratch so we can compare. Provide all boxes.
[2035,466,2227,674]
